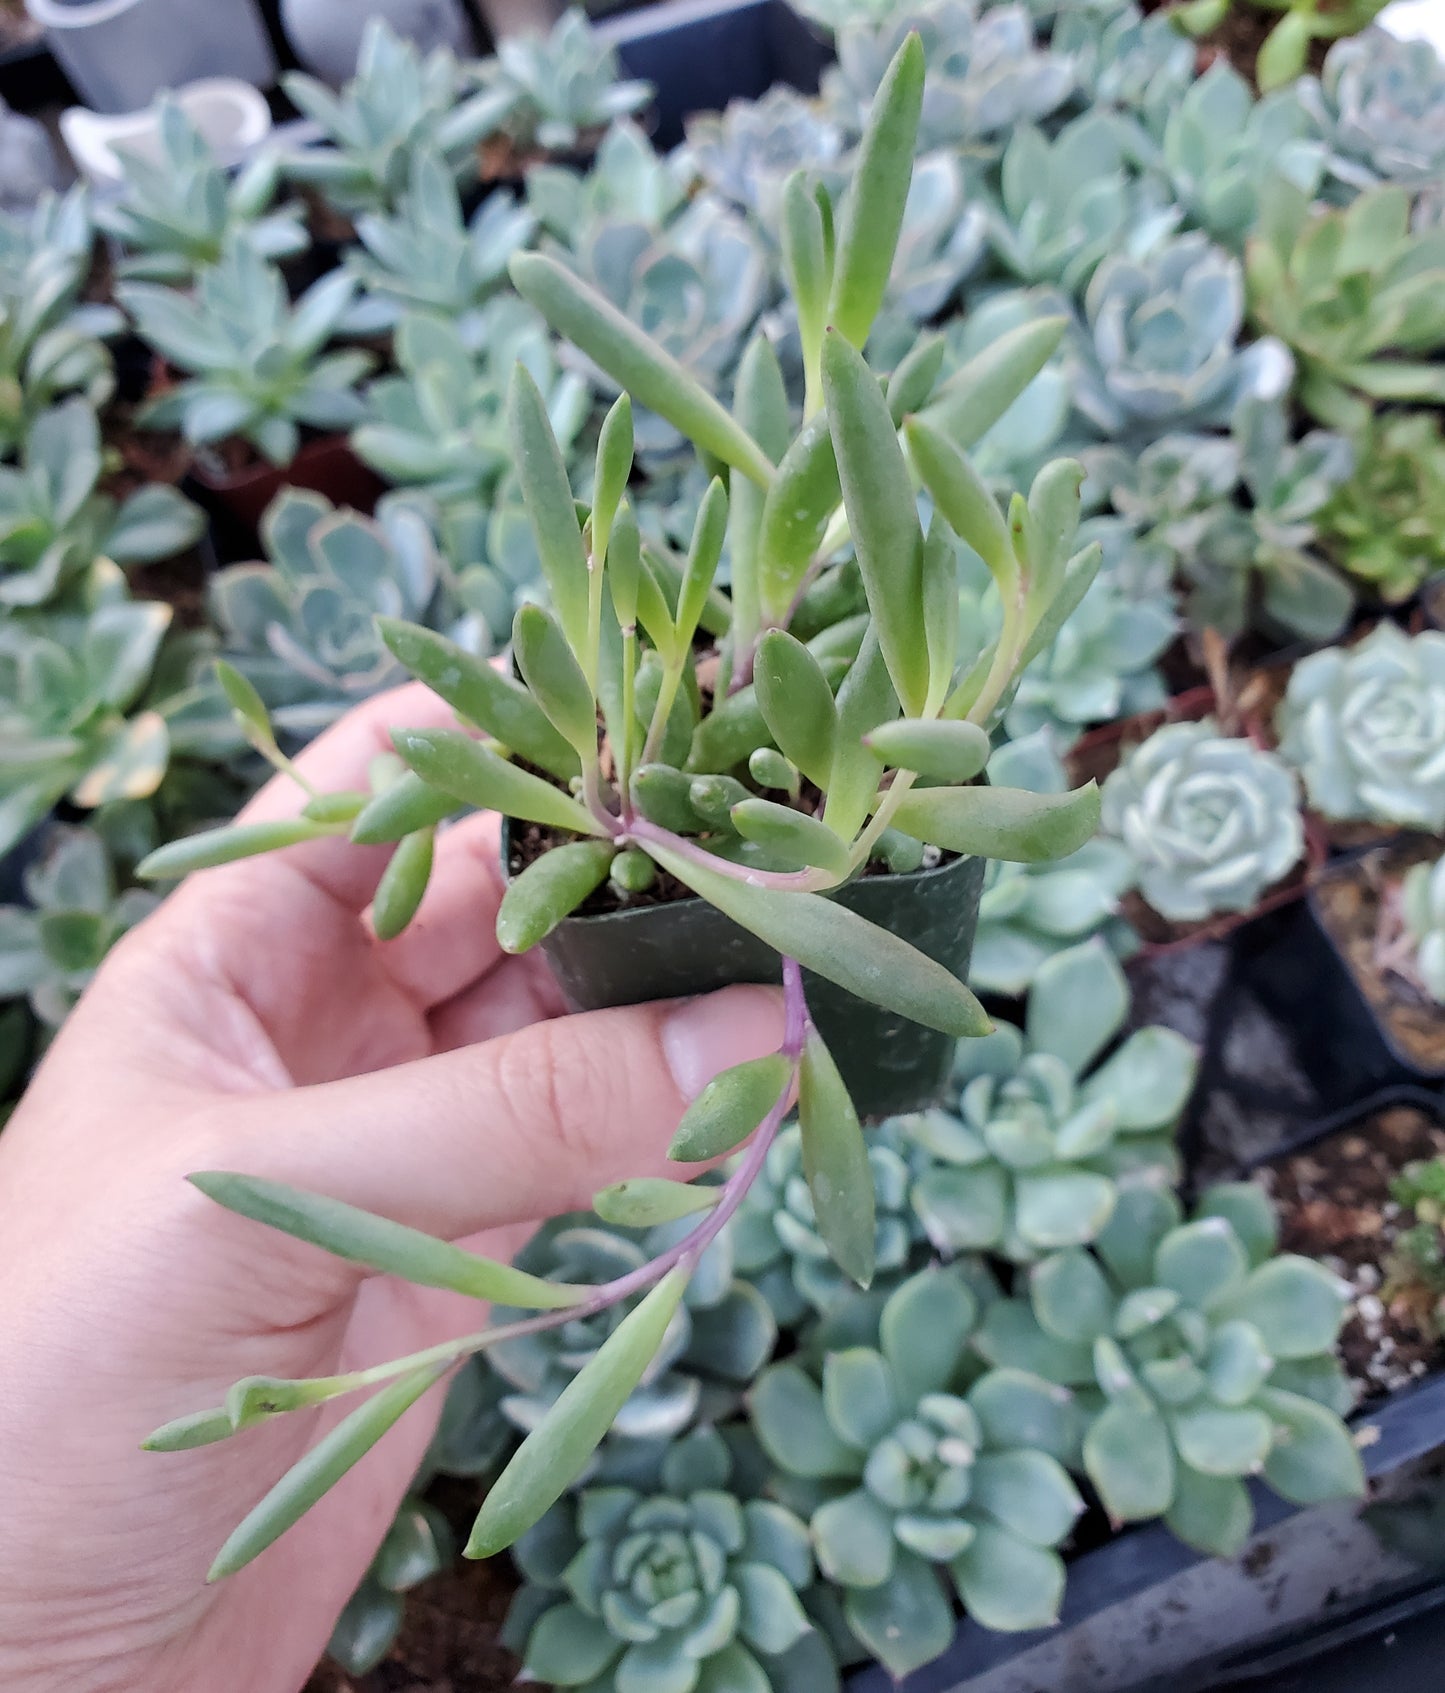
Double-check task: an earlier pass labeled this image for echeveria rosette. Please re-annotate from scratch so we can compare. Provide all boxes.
[1401,855,1445,1005]
[751,1266,1084,1676]
[503,1426,836,1693]
[1275,625,1445,833]
[530,121,689,251]
[1100,721,1305,925]
[489,1216,776,1441]
[902,940,1193,1262]
[1300,29,1445,192]
[678,88,846,231]
[977,1184,1364,1558]
[731,1121,925,1327]
[1317,411,1445,605]
[1072,232,1292,442]
[1051,0,1195,123]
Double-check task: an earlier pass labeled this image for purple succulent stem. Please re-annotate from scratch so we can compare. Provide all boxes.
[624,815,835,893]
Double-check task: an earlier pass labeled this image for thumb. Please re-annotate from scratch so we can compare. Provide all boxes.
[218,985,785,1248]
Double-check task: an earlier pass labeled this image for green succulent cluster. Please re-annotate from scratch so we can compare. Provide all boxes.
[97,101,307,285]
[1317,411,1445,604]
[1276,624,1445,832]
[0,825,155,1027]
[978,1183,1364,1556]
[1100,720,1305,924]
[472,8,652,154]
[1400,855,1445,1004]
[902,940,1192,1260]
[505,1427,836,1693]
[1384,1158,1445,1339]
[1167,0,1390,95]
[529,121,688,249]
[752,1265,1085,1676]
[678,89,845,229]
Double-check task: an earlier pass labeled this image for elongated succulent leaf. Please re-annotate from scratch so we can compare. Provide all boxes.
[891,783,1100,863]
[669,1052,794,1162]
[392,729,604,837]
[798,1027,874,1289]
[496,840,616,953]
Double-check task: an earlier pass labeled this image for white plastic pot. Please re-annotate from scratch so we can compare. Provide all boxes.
[60,78,273,188]
[25,0,277,114]
[279,0,474,86]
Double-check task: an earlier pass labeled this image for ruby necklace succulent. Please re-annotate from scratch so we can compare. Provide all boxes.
[136,35,1103,1579]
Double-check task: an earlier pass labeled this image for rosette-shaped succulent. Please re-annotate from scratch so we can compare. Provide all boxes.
[1402,854,1445,1005]
[731,1121,923,1326]
[0,825,156,1027]
[1052,0,1195,122]
[751,1266,1084,1675]
[1073,233,1291,441]
[903,941,1191,1260]
[1101,721,1305,923]
[1275,624,1445,832]
[1301,30,1445,192]
[971,734,1138,996]
[471,8,651,153]
[977,1183,1363,1556]
[529,122,688,249]
[504,1428,835,1693]
[210,488,449,741]
[825,2,1073,150]
[679,87,846,229]
[1317,411,1445,604]
[489,1217,775,1440]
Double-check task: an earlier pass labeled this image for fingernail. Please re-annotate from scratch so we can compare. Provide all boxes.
[661,985,786,1101]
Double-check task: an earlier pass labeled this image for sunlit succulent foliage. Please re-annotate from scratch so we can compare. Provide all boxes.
[1317,410,1445,604]
[1276,624,1445,831]
[977,1183,1363,1556]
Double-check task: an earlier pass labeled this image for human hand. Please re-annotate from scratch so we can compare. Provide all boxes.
[0,684,782,1693]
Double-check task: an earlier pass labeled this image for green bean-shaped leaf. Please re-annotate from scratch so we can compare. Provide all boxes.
[1024,458,1085,613]
[864,719,991,782]
[749,747,798,794]
[1018,542,1103,672]
[642,544,731,639]
[887,331,946,427]
[728,333,792,661]
[827,33,924,349]
[466,1268,691,1557]
[647,841,990,1038]
[145,1406,237,1452]
[922,514,960,711]
[890,782,1100,863]
[632,763,703,832]
[678,478,729,648]
[376,618,578,782]
[919,317,1068,449]
[187,1172,585,1307]
[610,848,655,894]
[635,556,679,664]
[824,625,897,842]
[687,684,772,774]
[823,331,928,714]
[215,659,273,750]
[496,840,616,953]
[592,394,634,568]
[136,817,338,880]
[689,774,750,829]
[731,798,851,875]
[670,1052,795,1161]
[513,604,598,761]
[799,1027,874,1289]
[510,252,774,487]
[754,630,837,788]
[372,826,435,941]
[508,365,590,653]
[608,502,643,630]
[905,417,1014,589]
[392,729,604,837]
[351,771,461,845]
[757,415,840,627]
[208,1366,446,1579]
[782,171,830,405]
[303,791,368,825]
[593,1178,719,1228]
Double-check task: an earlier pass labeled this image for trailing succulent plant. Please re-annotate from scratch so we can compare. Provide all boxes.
[1245,182,1445,434]
[751,1265,1085,1675]
[119,238,373,468]
[1399,855,1445,1006]
[1299,28,1445,192]
[977,1182,1364,1557]
[209,487,453,741]
[1099,719,1305,924]
[97,100,307,285]
[970,733,1138,997]
[134,40,1106,1582]
[471,8,652,154]
[0,825,156,1028]
[503,1427,838,1693]
[341,148,536,347]
[0,397,204,608]
[0,186,122,455]
[0,562,175,857]
[1316,410,1445,605]
[1071,231,1292,441]
[1166,0,1389,93]
[903,939,1192,1261]
[282,17,512,216]
[1275,624,1445,833]
[678,89,846,231]
[529,122,688,251]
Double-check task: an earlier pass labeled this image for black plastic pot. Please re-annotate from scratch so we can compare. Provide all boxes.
[511,835,985,1120]
[0,36,75,108]
[598,0,830,150]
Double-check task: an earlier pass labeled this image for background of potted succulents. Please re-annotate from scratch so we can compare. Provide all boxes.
[0,0,1442,1688]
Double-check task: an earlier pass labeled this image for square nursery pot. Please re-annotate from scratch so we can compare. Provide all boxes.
[844,1090,1445,1693]
[187,435,385,560]
[597,0,831,150]
[1232,847,1445,1115]
[503,823,985,1121]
